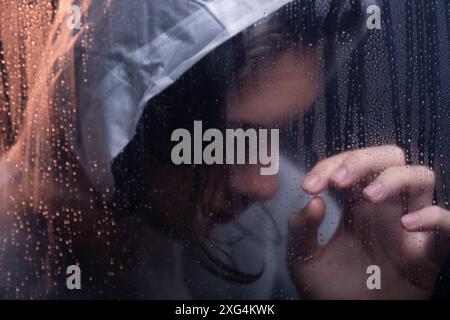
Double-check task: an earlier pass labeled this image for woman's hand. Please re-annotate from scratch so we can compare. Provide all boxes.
[288,145,450,299]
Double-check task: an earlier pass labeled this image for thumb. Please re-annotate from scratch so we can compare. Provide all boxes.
[288,196,326,265]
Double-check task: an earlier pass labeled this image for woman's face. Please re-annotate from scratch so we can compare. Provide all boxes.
[145,48,318,231]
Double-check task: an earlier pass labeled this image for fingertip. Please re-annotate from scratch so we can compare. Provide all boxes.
[401,213,422,231]
[301,174,323,194]
[362,190,376,203]
[330,166,351,188]
[309,196,324,207]
[363,182,385,203]
[290,197,325,230]
[307,196,326,220]
[401,220,414,231]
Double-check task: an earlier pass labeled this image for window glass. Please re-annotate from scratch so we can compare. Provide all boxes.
[0,0,449,299]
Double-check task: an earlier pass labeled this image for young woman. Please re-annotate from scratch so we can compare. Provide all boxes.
[0,0,449,299]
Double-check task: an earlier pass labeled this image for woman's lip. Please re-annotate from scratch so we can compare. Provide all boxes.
[208,193,254,225]
[208,207,246,225]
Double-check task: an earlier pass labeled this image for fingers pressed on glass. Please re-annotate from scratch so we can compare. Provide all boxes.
[302,145,406,195]
[363,166,435,203]
[329,145,406,188]
[402,206,450,233]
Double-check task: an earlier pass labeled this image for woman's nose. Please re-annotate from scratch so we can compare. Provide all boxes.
[228,164,279,200]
